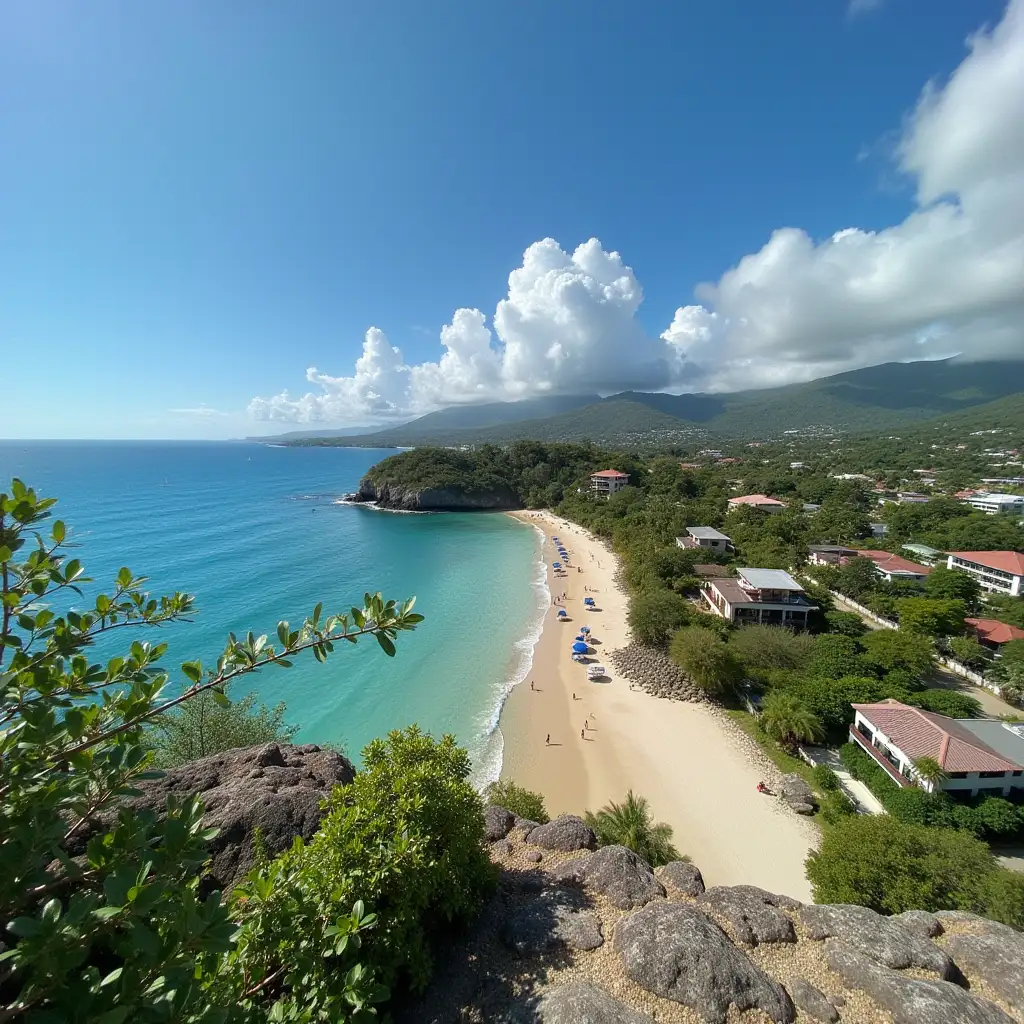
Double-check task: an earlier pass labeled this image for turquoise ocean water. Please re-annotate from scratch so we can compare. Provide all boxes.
[0,441,546,783]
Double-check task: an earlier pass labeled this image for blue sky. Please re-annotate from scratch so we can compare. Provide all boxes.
[2,0,1021,438]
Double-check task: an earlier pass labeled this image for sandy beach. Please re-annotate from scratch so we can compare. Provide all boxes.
[499,510,818,902]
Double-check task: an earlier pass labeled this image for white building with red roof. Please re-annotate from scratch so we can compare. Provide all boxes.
[589,469,629,498]
[965,617,1024,650]
[850,700,1024,797]
[857,549,931,583]
[946,550,1024,596]
[726,494,787,512]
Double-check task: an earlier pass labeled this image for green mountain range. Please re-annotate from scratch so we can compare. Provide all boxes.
[279,357,1024,446]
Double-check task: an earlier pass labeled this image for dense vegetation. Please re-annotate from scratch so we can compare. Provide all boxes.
[584,791,681,867]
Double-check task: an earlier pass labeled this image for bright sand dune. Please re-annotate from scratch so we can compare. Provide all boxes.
[500,511,818,903]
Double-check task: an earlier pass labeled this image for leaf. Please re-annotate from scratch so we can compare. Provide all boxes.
[374,632,396,657]
[277,620,290,646]
[212,689,231,707]
[181,660,203,683]
[52,519,66,543]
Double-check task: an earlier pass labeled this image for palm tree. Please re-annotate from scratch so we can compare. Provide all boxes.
[913,756,948,791]
[759,692,825,750]
[584,790,681,867]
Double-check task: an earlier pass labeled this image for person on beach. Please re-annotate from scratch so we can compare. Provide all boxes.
[546,734,550,745]
[580,728,585,740]
[530,680,534,691]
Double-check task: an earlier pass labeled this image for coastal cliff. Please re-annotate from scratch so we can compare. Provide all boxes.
[353,476,519,511]
[353,447,523,511]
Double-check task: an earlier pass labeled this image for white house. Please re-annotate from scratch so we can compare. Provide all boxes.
[851,700,1024,797]
[702,568,815,627]
[946,551,1024,597]
[676,526,733,552]
[961,492,1024,515]
[590,469,629,498]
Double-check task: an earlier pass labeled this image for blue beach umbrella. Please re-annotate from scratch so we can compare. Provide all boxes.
[581,626,590,634]
[584,597,595,606]
[553,562,562,569]
[572,641,588,654]
[557,609,568,618]
[575,634,586,642]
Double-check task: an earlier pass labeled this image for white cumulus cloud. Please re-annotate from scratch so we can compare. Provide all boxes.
[671,0,1024,392]
[250,0,1024,424]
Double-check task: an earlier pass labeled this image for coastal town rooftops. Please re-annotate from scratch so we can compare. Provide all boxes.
[686,526,731,541]
[590,469,629,479]
[727,494,787,506]
[948,551,1024,575]
[857,550,931,576]
[853,700,1024,773]
[808,544,859,555]
[693,564,732,578]
[736,568,804,591]
[966,618,1024,645]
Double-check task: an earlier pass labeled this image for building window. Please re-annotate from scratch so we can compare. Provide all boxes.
[948,772,968,779]
[979,771,1007,779]
[1014,771,1023,777]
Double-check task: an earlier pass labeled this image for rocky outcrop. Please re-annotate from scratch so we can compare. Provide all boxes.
[614,901,795,1023]
[502,890,604,956]
[608,643,711,702]
[788,978,839,1023]
[656,859,705,896]
[945,930,1024,1011]
[400,836,1024,1024]
[800,903,955,978]
[525,815,597,852]
[696,885,798,946]
[892,908,943,939]
[537,982,655,1024]
[485,805,517,841]
[552,845,665,910]
[68,742,353,892]
[825,939,1013,1024]
[352,477,520,511]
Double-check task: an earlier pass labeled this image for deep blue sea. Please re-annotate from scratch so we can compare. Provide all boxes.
[0,441,546,783]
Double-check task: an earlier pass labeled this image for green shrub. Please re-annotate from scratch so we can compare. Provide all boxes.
[812,764,841,792]
[820,791,857,824]
[806,815,1013,920]
[669,625,742,694]
[823,611,867,637]
[218,727,497,1016]
[627,588,691,647]
[483,779,549,823]
[905,688,982,719]
[729,625,814,672]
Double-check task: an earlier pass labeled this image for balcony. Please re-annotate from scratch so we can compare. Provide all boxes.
[849,726,911,788]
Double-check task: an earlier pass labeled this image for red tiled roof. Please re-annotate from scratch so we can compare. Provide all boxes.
[590,469,629,479]
[966,618,1024,645]
[853,700,1022,773]
[857,550,931,575]
[727,494,786,506]
[948,551,1024,576]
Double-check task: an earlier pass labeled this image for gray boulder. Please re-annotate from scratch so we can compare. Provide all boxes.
[525,850,543,863]
[787,978,839,1023]
[778,773,817,810]
[68,742,353,893]
[656,860,705,896]
[526,814,597,852]
[614,901,795,1023]
[513,817,542,837]
[537,982,655,1024]
[502,890,603,956]
[892,909,943,939]
[934,910,1021,939]
[825,939,1013,1024]
[945,932,1024,1010]
[790,802,816,815]
[552,845,665,909]
[696,886,797,946]
[800,903,954,978]
[485,805,516,841]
